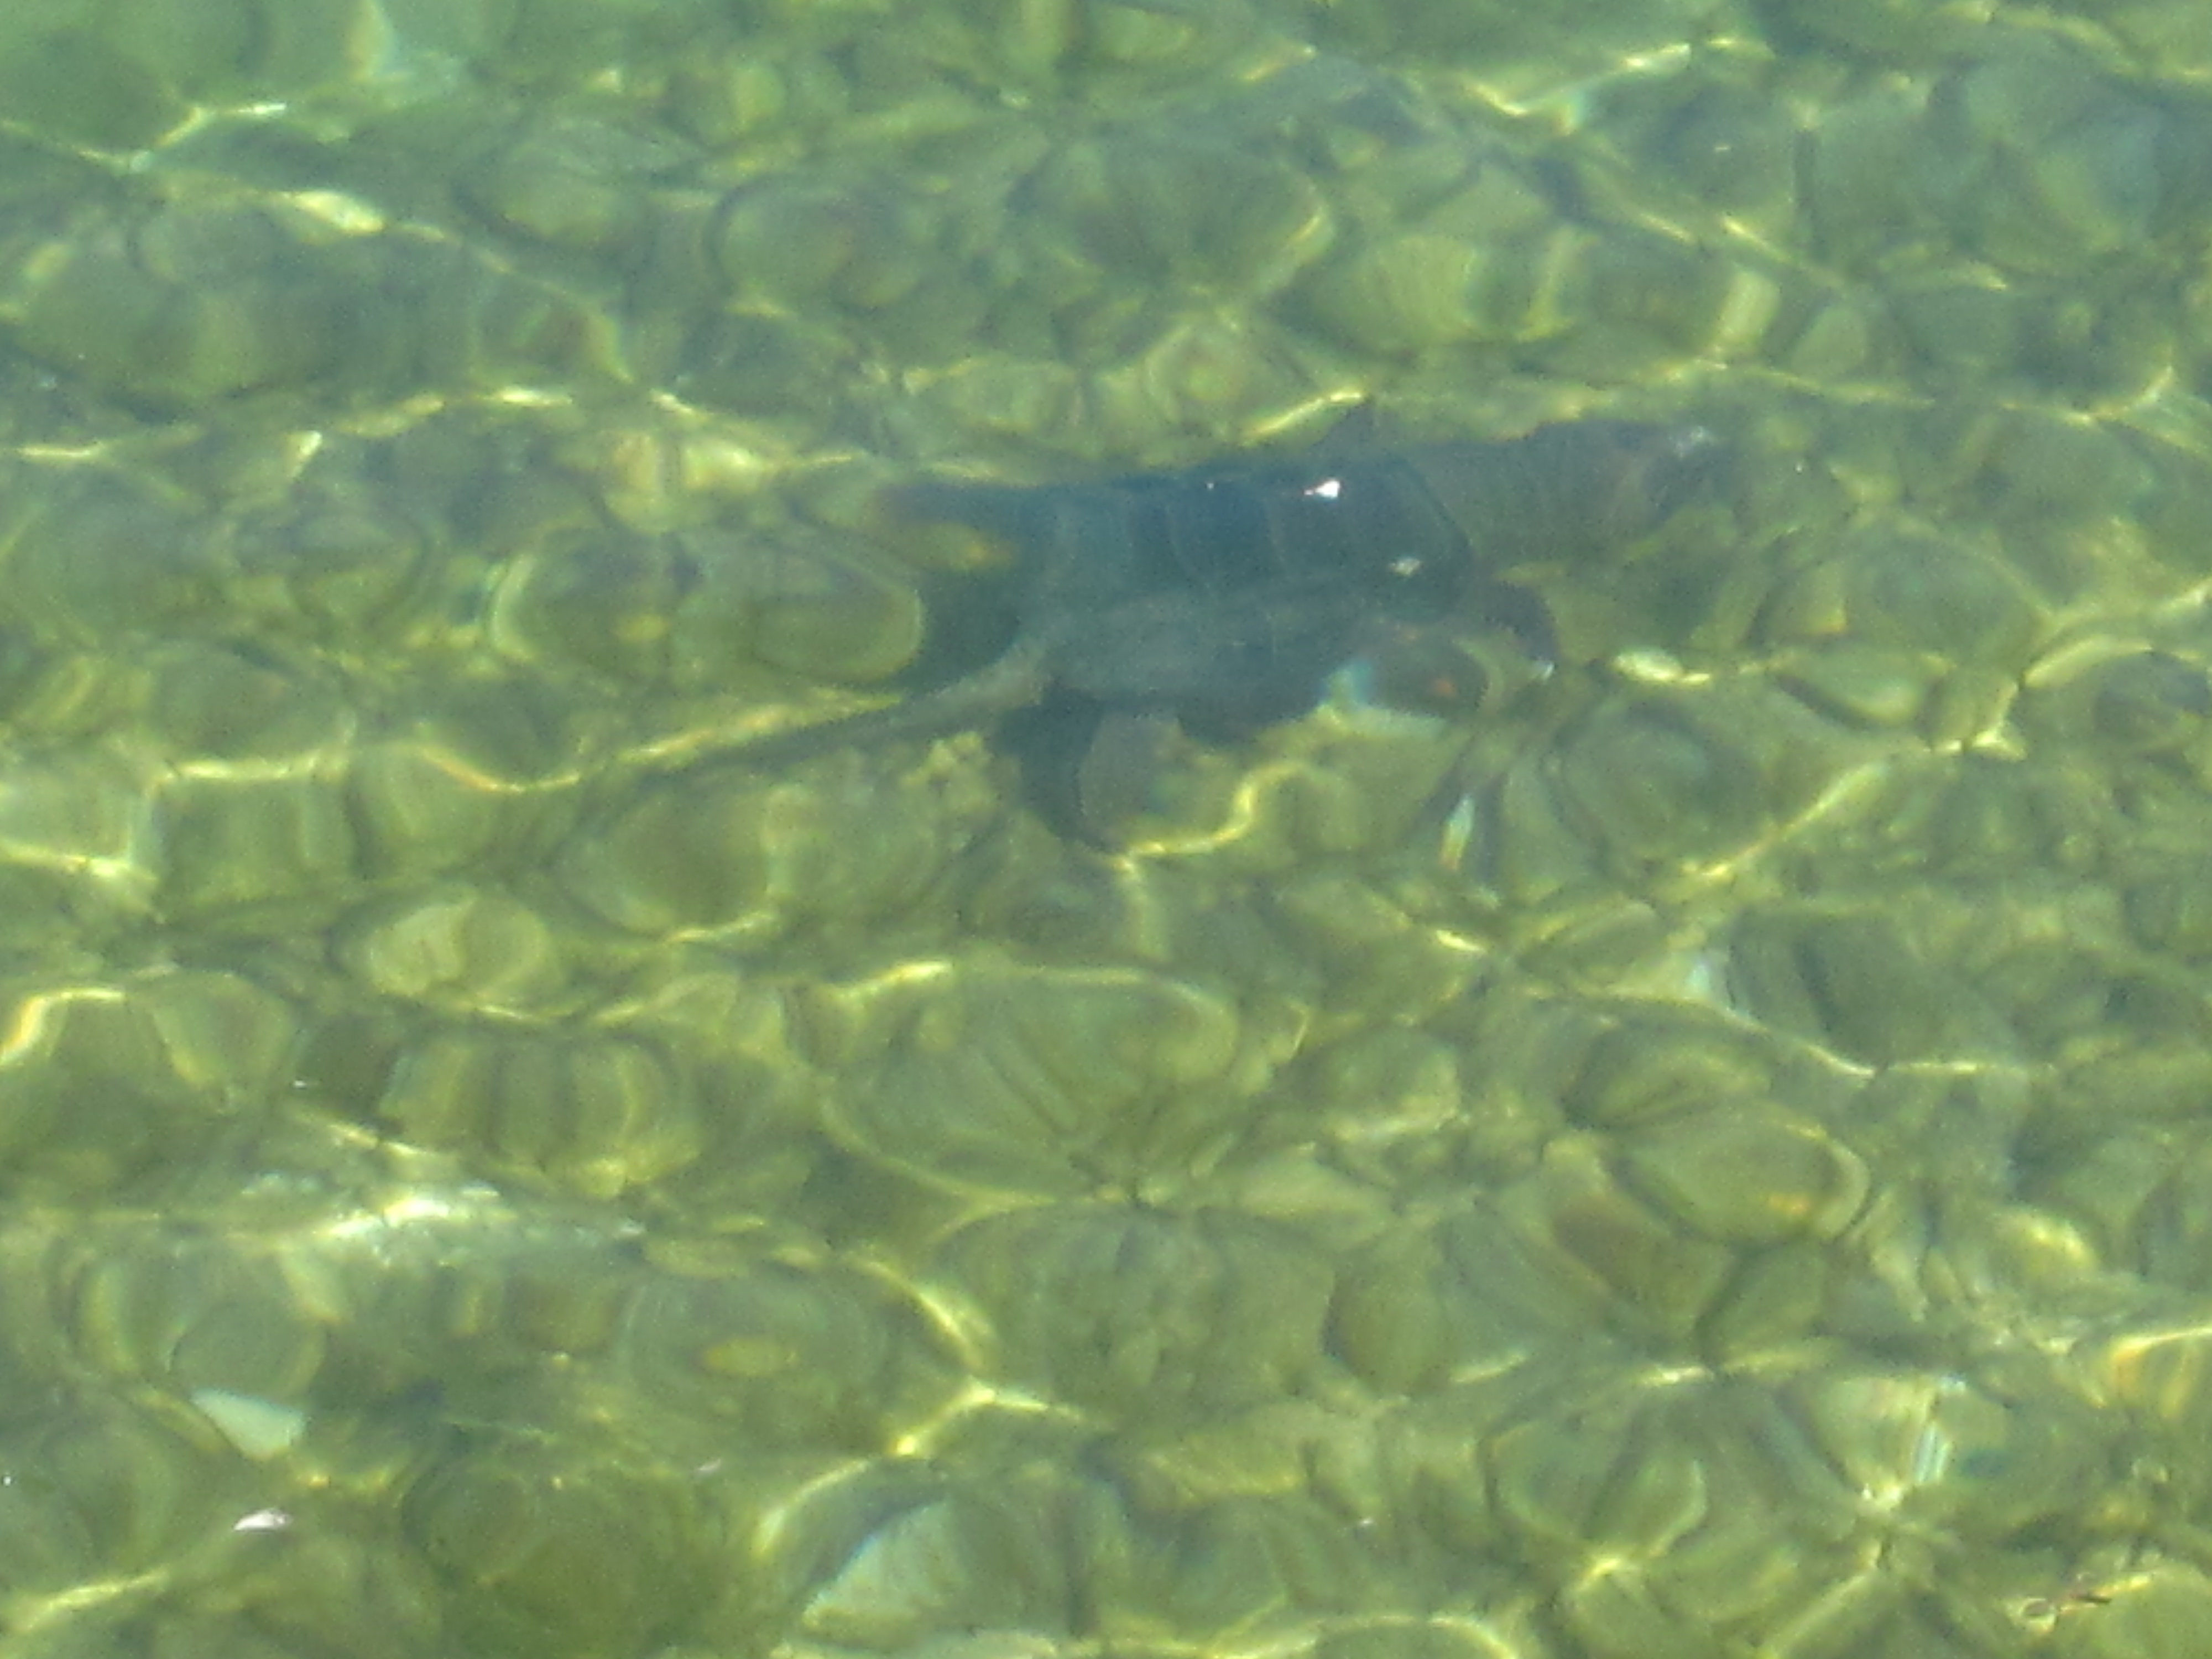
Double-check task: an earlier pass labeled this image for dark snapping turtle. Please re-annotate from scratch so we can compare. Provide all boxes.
[713,416,1725,844]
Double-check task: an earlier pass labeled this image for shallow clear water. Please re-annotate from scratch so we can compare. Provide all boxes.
[1,0,2210,1654]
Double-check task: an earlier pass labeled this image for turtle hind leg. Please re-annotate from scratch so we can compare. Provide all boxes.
[997,690,1117,847]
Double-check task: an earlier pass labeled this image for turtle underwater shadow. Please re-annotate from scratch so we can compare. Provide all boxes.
[728,415,1728,847]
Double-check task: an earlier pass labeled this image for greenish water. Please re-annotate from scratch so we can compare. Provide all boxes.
[2,1,2212,1656]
